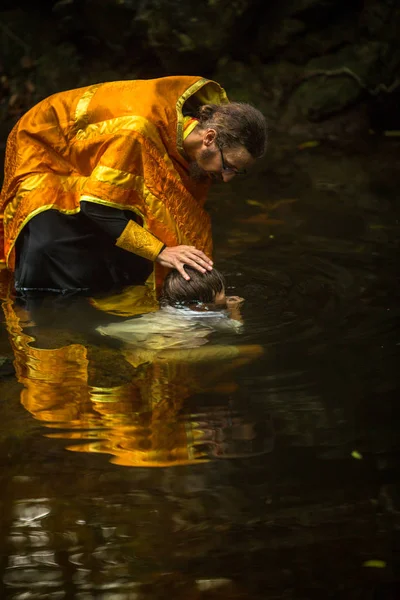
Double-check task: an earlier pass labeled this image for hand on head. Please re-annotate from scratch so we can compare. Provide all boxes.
[156,245,213,281]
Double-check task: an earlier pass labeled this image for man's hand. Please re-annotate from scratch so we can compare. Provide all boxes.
[156,245,213,280]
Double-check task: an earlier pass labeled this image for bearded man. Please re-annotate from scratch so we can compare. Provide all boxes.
[0,76,267,294]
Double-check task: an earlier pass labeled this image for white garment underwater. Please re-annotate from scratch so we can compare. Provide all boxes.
[97,305,242,350]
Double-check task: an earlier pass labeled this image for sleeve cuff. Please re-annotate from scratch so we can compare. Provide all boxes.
[115,220,164,261]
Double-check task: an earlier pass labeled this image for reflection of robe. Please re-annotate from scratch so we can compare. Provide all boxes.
[63,344,265,466]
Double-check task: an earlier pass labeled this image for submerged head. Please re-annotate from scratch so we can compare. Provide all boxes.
[186,102,267,183]
[160,267,226,308]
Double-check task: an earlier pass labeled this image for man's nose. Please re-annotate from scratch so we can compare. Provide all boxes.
[222,171,236,183]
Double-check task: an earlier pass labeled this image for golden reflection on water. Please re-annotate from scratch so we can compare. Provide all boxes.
[1,279,270,468]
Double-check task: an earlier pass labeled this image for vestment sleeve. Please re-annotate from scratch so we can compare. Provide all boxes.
[80,200,165,261]
[80,200,128,239]
[77,130,178,251]
[116,220,165,261]
[77,129,168,260]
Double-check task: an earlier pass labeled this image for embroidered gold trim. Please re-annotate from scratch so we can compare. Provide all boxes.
[116,220,164,262]
[74,84,102,132]
[91,165,143,191]
[176,79,229,157]
[183,116,199,140]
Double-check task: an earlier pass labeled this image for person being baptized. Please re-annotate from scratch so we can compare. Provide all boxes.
[97,267,244,349]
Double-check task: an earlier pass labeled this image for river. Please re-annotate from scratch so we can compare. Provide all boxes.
[0,133,399,599]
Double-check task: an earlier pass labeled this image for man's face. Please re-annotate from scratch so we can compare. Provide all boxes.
[189,130,254,183]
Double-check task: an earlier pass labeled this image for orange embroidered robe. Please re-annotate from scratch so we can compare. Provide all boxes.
[0,76,228,283]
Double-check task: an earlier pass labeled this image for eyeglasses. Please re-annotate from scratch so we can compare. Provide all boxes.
[219,147,247,176]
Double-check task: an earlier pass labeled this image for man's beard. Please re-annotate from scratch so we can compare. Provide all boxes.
[188,161,209,182]
[188,148,222,183]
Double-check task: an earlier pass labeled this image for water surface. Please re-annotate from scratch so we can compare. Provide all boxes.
[0,136,399,598]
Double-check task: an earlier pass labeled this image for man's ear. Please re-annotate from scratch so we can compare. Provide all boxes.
[203,128,217,147]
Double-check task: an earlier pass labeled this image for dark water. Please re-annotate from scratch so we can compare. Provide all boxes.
[0,137,399,599]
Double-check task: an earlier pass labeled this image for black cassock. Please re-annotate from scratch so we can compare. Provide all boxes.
[15,201,153,294]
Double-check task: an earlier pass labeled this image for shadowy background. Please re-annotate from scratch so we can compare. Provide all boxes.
[1,0,400,160]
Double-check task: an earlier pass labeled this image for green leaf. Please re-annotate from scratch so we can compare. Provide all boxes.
[363,560,386,568]
[297,140,320,150]
[246,199,265,208]
[351,450,363,460]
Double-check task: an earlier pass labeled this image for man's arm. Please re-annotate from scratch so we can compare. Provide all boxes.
[81,201,212,279]
[117,223,213,279]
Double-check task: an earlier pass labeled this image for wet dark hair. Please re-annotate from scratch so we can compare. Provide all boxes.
[197,102,267,159]
[160,267,225,306]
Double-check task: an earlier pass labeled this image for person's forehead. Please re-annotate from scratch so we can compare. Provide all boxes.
[225,146,252,162]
